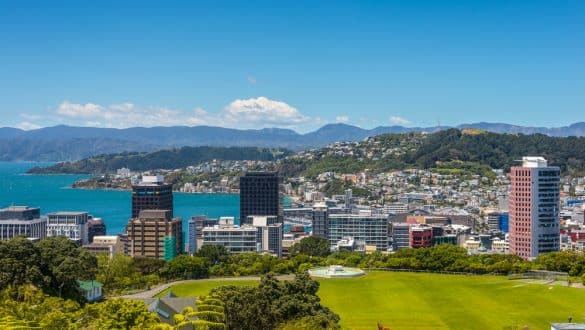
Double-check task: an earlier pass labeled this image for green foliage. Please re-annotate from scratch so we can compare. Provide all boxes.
[407,129,585,174]
[0,286,81,329]
[289,236,331,258]
[190,311,225,323]
[0,236,97,301]
[28,146,290,174]
[196,245,229,266]
[533,251,585,277]
[80,298,160,329]
[96,254,163,294]
[358,244,531,275]
[282,130,585,181]
[300,155,369,179]
[169,294,227,330]
[278,314,341,330]
[195,305,225,313]
[36,236,98,299]
[210,273,339,330]
[162,255,210,280]
[188,320,227,330]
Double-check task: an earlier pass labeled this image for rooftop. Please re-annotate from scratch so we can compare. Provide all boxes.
[522,156,548,168]
[48,211,88,216]
[0,206,39,212]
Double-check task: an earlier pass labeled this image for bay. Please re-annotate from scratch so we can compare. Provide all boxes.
[0,162,240,235]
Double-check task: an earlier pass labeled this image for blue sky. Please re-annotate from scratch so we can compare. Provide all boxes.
[0,1,583,132]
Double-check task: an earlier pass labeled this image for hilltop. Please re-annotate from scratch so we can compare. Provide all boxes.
[281,129,585,178]
[28,129,585,177]
[26,146,290,174]
[2,122,585,161]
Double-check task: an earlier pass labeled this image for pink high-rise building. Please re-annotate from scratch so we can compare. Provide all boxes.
[509,157,560,260]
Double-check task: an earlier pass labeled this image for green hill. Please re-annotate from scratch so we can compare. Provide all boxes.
[27,146,290,174]
[281,129,585,178]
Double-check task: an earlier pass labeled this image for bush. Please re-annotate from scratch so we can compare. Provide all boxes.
[189,320,227,330]
[195,304,225,313]
[191,311,225,323]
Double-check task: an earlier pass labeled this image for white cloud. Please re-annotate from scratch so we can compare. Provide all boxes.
[223,96,309,127]
[336,115,349,123]
[16,121,41,130]
[247,76,257,84]
[55,101,211,128]
[57,101,103,118]
[389,116,411,125]
[54,97,310,129]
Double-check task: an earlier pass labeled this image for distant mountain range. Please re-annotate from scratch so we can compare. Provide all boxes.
[2,122,585,161]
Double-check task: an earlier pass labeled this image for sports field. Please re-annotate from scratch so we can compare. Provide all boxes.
[159,271,585,329]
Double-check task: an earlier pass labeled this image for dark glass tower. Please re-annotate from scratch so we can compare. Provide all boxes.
[131,176,173,218]
[239,171,282,225]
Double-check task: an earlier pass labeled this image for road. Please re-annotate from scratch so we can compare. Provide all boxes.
[119,275,295,299]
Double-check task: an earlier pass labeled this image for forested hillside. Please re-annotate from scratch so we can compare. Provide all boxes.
[27,146,290,174]
[281,129,585,178]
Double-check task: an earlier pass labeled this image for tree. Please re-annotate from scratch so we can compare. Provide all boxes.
[0,237,44,292]
[132,257,166,276]
[0,285,81,329]
[290,236,331,258]
[96,254,162,294]
[80,298,160,329]
[211,273,339,329]
[0,236,98,301]
[36,236,98,300]
[196,245,229,265]
[162,255,209,280]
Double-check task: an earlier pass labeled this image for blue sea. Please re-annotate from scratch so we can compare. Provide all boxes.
[0,162,240,235]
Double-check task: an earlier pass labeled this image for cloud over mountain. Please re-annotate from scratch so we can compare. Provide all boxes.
[52,97,309,129]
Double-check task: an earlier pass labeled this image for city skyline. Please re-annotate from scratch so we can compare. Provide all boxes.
[1,1,584,132]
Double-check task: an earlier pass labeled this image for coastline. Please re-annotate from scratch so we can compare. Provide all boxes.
[67,185,239,195]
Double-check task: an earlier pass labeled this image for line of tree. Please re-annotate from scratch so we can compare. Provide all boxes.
[97,237,585,296]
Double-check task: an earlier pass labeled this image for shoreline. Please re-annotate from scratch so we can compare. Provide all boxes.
[67,185,240,195]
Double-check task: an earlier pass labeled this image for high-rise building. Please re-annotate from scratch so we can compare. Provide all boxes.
[46,211,89,244]
[392,223,410,250]
[87,217,107,243]
[239,171,282,225]
[328,214,388,251]
[0,206,47,241]
[199,216,282,256]
[188,215,219,254]
[131,175,173,219]
[509,157,560,260]
[125,210,182,260]
[202,221,258,254]
[311,203,329,239]
[249,215,283,257]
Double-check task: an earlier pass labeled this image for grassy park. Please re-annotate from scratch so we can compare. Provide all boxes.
[158,271,585,329]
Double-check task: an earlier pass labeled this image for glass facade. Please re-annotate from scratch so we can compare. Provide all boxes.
[239,172,283,225]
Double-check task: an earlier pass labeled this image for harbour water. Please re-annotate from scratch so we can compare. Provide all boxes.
[0,162,240,235]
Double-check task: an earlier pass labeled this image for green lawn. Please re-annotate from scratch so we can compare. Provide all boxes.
[156,280,258,298]
[159,271,585,329]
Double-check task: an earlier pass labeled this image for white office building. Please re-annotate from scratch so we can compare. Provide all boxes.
[328,214,389,251]
[0,206,47,241]
[47,211,89,244]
